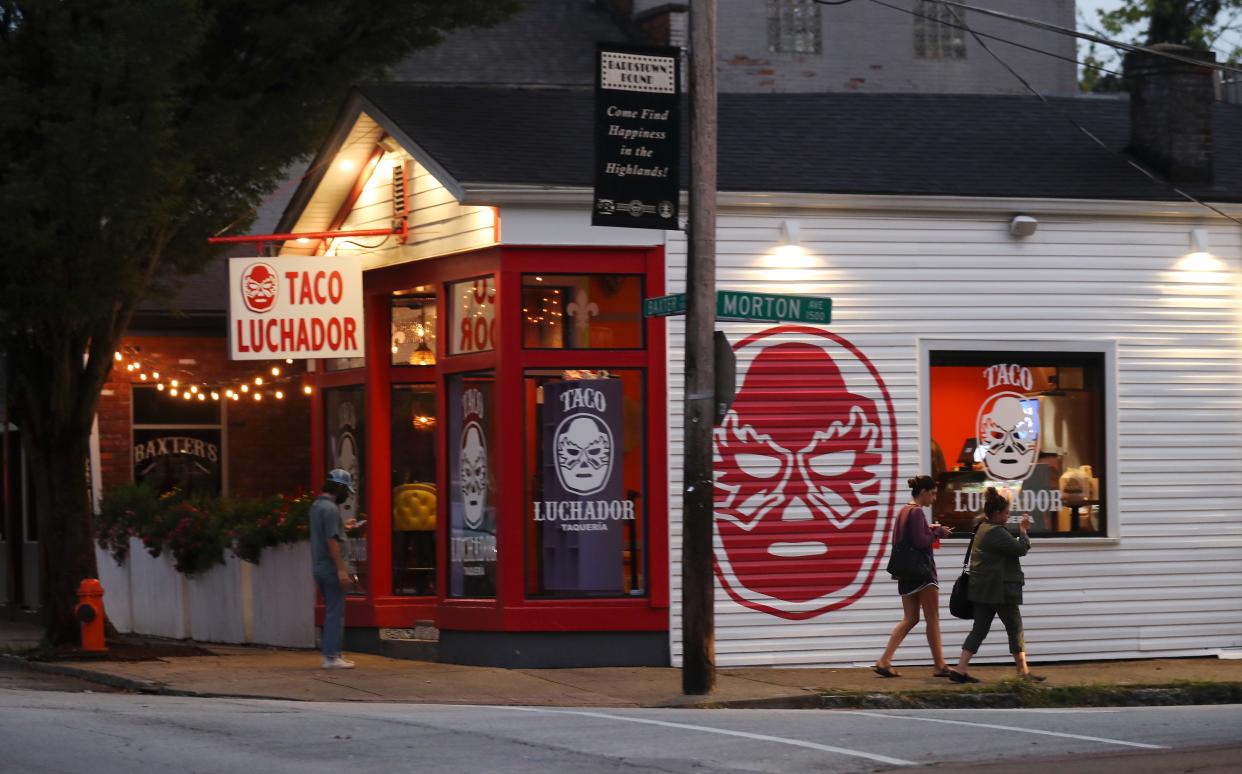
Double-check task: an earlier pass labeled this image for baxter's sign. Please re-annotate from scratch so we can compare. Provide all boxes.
[592,45,681,230]
[228,256,364,360]
[644,291,832,324]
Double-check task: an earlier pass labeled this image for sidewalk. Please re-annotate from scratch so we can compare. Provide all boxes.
[5,621,1241,709]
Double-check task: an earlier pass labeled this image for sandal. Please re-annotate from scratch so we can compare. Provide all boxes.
[1019,673,1047,682]
[948,670,980,684]
[932,667,953,678]
[872,664,901,678]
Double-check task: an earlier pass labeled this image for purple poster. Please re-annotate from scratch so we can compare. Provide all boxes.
[537,379,629,593]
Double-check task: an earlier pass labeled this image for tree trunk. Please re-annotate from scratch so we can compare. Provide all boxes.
[8,322,120,645]
[26,429,97,644]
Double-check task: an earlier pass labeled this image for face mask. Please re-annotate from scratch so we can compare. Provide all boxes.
[334,488,349,505]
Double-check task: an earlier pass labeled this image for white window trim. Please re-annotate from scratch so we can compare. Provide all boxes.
[917,338,1120,542]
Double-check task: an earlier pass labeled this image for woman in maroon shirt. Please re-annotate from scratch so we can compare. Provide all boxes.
[872,475,953,678]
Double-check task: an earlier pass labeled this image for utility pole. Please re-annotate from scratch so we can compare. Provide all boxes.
[682,0,717,696]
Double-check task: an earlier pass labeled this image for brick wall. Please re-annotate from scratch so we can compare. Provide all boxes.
[99,334,311,499]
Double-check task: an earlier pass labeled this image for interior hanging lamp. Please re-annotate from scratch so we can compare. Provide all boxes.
[407,301,435,366]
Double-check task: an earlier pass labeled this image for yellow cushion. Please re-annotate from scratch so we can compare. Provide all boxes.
[393,483,436,531]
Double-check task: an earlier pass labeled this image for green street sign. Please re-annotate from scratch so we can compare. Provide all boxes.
[717,291,831,323]
[644,291,832,323]
[644,293,687,317]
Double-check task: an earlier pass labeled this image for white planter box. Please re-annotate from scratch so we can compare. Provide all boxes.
[94,544,133,633]
[187,554,247,645]
[92,538,312,648]
[126,537,190,639]
[250,542,315,648]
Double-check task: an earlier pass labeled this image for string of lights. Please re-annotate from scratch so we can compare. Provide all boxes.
[114,346,313,403]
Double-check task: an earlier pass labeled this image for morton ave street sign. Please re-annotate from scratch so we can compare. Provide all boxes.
[644,290,831,324]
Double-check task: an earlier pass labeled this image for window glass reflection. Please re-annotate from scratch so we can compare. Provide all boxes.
[391,385,437,596]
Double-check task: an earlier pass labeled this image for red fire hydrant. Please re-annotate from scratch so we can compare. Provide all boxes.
[75,578,107,653]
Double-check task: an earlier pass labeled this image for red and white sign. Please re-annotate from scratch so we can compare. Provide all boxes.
[449,276,496,355]
[228,256,364,360]
[712,326,899,620]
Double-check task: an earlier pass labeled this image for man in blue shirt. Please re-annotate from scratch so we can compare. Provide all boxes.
[311,468,360,669]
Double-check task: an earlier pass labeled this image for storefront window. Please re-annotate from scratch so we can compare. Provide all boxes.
[521,274,643,349]
[324,386,367,594]
[392,293,437,367]
[446,372,498,597]
[448,276,496,356]
[929,350,1107,537]
[391,385,437,596]
[523,370,646,598]
[132,386,222,497]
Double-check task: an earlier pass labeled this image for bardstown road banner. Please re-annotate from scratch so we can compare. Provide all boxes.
[228,256,364,360]
[592,44,680,230]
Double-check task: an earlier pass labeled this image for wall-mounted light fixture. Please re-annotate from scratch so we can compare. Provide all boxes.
[779,219,801,247]
[1009,215,1038,237]
[1190,228,1210,255]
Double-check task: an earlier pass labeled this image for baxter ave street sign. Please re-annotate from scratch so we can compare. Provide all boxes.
[644,291,831,324]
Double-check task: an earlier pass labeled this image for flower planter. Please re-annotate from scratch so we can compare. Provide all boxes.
[126,537,190,639]
[94,544,133,633]
[187,553,247,645]
[250,541,315,648]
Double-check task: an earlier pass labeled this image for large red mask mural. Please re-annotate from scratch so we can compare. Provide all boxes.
[713,326,898,620]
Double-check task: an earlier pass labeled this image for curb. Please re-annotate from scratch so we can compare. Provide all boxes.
[702,682,1242,710]
[1,654,301,702]
[6,654,1240,710]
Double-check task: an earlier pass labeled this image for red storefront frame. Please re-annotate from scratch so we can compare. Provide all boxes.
[310,244,668,638]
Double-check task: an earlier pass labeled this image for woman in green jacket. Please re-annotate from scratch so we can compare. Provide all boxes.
[948,487,1045,683]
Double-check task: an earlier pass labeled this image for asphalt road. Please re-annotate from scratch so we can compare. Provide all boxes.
[0,685,1238,772]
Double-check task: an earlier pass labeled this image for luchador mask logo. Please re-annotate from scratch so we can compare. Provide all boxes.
[460,421,488,529]
[554,414,614,496]
[713,326,898,620]
[977,393,1038,480]
[241,262,278,313]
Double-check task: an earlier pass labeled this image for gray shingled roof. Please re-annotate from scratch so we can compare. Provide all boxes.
[360,83,1242,202]
[388,0,634,86]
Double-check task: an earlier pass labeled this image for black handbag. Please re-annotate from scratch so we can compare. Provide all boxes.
[886,512,932,582]
[949,527,978,620]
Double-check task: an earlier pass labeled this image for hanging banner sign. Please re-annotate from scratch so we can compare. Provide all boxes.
[537,378,630,593]
[592,44,681,230]
[448,378,498,598]
[228,255,364,360]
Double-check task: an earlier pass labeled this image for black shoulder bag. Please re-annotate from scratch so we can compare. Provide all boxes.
[885,510,932,583]
[949,526,978,619]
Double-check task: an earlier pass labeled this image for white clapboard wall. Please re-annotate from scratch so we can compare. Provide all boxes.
[665,204,1242,667]
[282,111,496,269]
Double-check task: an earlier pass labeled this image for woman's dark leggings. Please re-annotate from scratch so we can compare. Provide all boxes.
[962,602,1025,654]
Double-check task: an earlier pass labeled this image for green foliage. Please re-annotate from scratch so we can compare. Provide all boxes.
[1097,0,1241,54]
[228,491,313,565]
[96,485,314,576]
[95,482,164,565]
[1081,1,1240,92]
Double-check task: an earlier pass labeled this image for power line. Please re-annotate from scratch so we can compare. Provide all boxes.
[929,0,1242,77]
[939,3,1242,229]
[864,0,1122,78]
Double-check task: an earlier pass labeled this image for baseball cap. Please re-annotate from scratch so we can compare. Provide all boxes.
[326,468,356,494]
